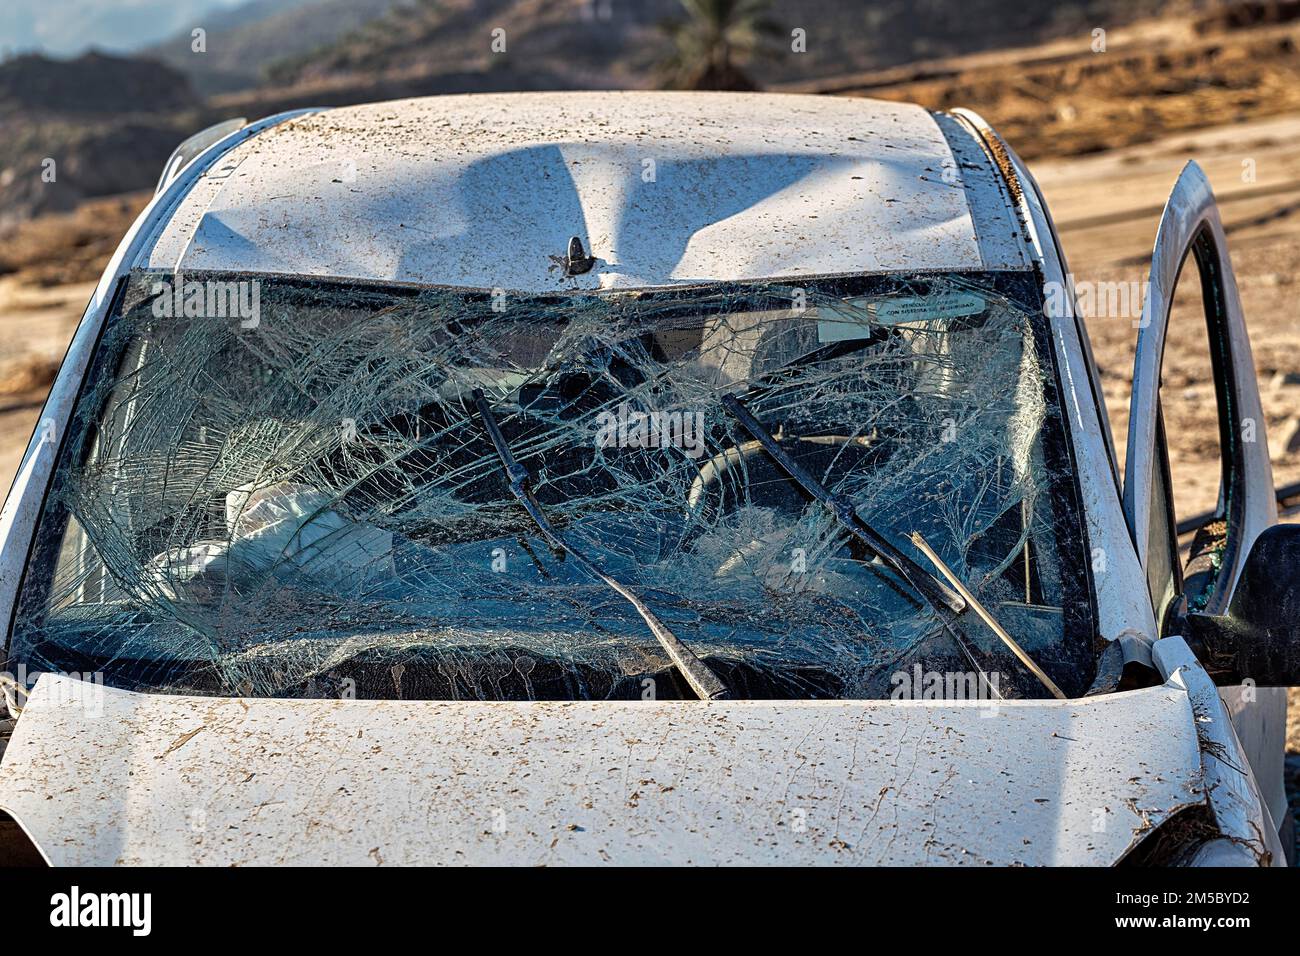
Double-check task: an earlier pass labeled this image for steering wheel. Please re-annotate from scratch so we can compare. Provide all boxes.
[685,433,878,519]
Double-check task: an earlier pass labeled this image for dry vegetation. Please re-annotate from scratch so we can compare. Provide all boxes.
[0,191,149,287]
[793,5,1300,161]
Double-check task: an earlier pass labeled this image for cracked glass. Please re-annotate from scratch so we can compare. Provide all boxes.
[7,268,1096,700]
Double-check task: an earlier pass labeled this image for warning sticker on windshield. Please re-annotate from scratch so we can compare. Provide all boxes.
[817,292,987,343]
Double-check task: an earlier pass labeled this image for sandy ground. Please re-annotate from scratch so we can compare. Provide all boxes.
[0,278,95,493]
[0,105,1297,858]
[1033,111,1300,520]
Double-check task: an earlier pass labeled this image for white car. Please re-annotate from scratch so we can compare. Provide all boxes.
[0,92,1296,866]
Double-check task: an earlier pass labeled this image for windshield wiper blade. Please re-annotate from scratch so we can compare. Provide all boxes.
[470,388,730,701]
[720,393,966,616]
[720,394,1064,698]
[910,531,1065,699]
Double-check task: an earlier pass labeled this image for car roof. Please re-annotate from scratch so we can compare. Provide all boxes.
[146,91,1033,292]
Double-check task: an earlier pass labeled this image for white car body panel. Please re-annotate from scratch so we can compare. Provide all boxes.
[0,673,1206,866]
[1152,638,1285,865]
[144,92,1028,290]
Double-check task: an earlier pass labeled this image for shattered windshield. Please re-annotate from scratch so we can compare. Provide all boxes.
[7,269,1095,701]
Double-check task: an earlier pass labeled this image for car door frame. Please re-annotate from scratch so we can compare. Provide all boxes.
[1122,160,1278,620]
[1121,160,1287,840]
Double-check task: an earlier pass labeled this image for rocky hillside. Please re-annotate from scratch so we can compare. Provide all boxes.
[0,50,200,114]
[143,0,399,95]
[0,52,203,228]
[792,1,1300,159]
[265,0,1194,94]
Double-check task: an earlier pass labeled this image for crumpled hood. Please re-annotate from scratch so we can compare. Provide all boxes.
[0,674,1206,865]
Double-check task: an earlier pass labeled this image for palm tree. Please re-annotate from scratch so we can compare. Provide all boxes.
[659,0,779,92]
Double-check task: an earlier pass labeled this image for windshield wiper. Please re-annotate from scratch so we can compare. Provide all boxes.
[722,393,1070,700]
[910,531,1065,699]
[721,393,966,615]
[470,388,730,701]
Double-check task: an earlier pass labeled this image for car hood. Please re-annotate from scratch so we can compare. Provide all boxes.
[0,673,1207,866]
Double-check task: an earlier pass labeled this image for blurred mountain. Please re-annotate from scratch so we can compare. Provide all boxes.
[0,50,201,113]
[144,0,401,94]
[0,52,202,227]
[262,0,1192,95]
[0,0,242,57]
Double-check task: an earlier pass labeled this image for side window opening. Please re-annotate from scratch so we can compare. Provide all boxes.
[1150,228,1239,632]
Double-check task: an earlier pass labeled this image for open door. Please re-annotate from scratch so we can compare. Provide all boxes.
[1123,161,1277,632]
[1123,162,1287,850]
